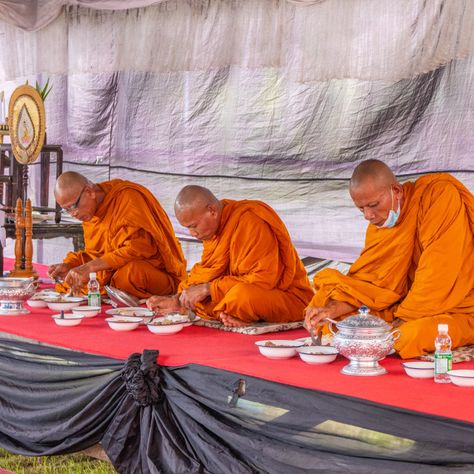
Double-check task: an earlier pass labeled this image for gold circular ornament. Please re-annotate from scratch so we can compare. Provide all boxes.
[8,85,46,164]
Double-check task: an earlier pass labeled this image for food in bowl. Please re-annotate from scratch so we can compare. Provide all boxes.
[72,306,101,318]
[46,297,84,312]
[52,313,84,327]
[401,361,435,379]
[255,340,304,359]
[105,316,143,331]
[146,317,185,335]
[297,345,338,364]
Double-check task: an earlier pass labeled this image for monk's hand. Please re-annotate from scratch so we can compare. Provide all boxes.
[47,263,71,282]
[64,264,90,295]
[179,283,210,310]
[304,306,329,331]
[146,295,181,315]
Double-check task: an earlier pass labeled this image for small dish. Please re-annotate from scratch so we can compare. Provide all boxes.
[401,361,435,379]
[297,345,338,364]
[105,316,143,331]
[46,297,84,312]
[146,317,186,335]
[72,306,101,318]
[255,340,304,359]
[447,370,474,387]
[26,298,48,308]
[52,313,84,327]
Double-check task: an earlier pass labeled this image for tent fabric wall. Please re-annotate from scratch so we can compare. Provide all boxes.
[0,1,473,262]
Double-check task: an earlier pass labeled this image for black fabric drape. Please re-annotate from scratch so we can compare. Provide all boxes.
[0,338,473,473]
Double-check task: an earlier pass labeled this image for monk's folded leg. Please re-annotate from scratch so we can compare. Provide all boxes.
[213,283,306,323]
[395,314,474,359]
[110,261,176,299]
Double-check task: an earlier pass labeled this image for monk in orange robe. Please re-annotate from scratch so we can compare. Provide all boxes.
[305,159,474,359]
[47,172,186,298]
[146,185,313,326]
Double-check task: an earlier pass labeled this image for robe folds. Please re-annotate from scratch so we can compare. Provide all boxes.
[179,200,314,323]
[309,174,474,358]
[58,180,187,298]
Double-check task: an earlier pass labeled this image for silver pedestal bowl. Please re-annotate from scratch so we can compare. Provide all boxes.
[328,306,400,376]
[0,277,36,315]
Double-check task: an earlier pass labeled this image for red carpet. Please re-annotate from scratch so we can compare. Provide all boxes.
[1,259,473,423]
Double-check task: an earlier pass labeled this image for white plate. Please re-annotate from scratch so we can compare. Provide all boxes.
[297,346,338,364]
[105,307,154,317]
[146,317,185,335]
[52,313,84,327]
[27,298,48,308]
[447,369,474,387]
[46,297,84,311]
[105,316,143,331]
[401,361,434,379]
[72,306,101,318]
[255,340,304,359]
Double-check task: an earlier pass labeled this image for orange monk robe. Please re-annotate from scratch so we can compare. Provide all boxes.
[58,180,187,298]
[309,174,474,359]
[179,200,314,323]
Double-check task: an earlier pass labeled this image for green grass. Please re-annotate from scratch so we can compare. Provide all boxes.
[0,448,116,473]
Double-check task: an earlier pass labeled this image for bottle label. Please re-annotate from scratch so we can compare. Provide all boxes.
[88,293,101,307]
[434,353,452,374]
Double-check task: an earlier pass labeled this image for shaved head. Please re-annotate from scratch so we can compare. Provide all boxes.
[175,185,222,240]
[54,171,91,199]
[350,159,397,191]
[175,185,220,213]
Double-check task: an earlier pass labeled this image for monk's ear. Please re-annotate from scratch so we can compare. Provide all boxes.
[392,182,403,199]
[206,203,218,216]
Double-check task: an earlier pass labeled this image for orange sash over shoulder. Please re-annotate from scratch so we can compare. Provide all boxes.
[181,199,309,295]
[310,174,474,322]
[66,179,187,285]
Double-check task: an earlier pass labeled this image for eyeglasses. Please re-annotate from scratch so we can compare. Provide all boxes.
[61,186,86,213]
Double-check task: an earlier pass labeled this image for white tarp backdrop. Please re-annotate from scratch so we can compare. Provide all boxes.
[0,0,473,261]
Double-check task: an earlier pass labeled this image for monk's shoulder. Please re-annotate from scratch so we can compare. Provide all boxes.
[417,177,462,207]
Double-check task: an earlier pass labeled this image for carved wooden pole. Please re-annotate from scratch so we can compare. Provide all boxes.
[24,199,33,272]
[13,197,22,271]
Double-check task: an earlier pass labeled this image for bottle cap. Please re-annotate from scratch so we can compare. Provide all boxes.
[438,323,448,332]
[89,272,97,279]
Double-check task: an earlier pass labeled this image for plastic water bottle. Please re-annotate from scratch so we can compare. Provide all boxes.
[87,272,101,307]
[434,324,452,383]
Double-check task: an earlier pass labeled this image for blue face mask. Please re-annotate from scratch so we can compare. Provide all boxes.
[380,189,400,228]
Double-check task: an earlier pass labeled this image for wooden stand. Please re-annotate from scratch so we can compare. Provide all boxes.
[9,197,38,279]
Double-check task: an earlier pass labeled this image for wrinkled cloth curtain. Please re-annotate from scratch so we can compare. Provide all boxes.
[1,338,474,473]
[0,1,473,261]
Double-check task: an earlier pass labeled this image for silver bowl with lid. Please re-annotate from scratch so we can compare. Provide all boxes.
[0,277,36,315]
[328,306,400,376]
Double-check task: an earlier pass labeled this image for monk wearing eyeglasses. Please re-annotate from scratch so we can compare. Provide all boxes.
[47,171,187,298]
[146,185,313,326]
[305,159,474,359]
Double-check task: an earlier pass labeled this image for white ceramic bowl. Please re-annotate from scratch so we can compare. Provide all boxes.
[46,297,84,312]
[447,370,474,387]
[72,306,101,318]
[26,298,48,308]
[401,361,435,379]
[297,345,339,364]
[255,340,304,359]
[52,313,84,327]
[146,317,185,335]
[105,316,143,331]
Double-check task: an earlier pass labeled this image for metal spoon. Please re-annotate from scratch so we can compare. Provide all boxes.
[309,327,322,346]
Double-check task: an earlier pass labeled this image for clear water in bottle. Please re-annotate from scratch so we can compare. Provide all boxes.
[87,272,101,307]
[434,323,452,384]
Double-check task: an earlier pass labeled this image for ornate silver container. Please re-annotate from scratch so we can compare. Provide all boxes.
[0,277,36,315]
[328,306,400,376]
